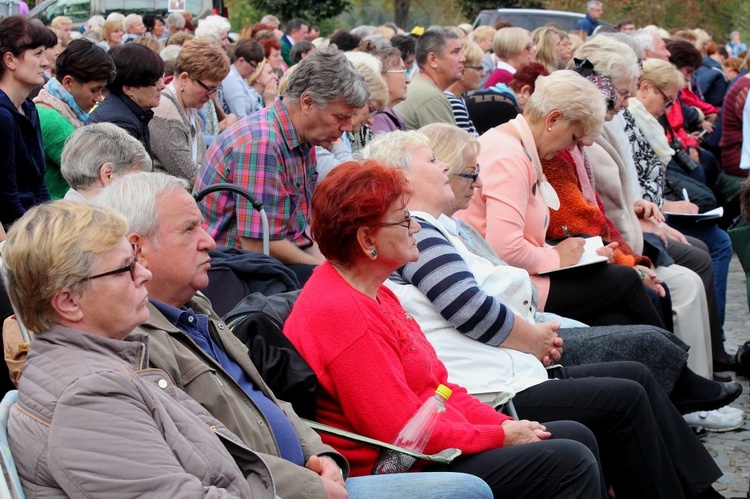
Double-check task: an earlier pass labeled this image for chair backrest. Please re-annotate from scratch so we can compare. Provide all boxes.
[0,390,24,499]
[727,219,750,312]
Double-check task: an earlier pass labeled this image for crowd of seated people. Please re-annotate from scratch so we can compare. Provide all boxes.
[0,10,748,497]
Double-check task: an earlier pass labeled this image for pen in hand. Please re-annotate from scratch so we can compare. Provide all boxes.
[682,188,690,202]
[562,225,572,237]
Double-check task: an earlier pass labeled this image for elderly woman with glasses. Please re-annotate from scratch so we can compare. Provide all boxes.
[460,70,665,329]
[283,159,606,497]
[150,38,230,187]
[2,201,277,497]
[360,124,728,499]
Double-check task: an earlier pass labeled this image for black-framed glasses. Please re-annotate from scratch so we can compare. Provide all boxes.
[656,86,674,108]
[454,164,481,182]
[86,244,138,282]
[376,211,413,229]
[194,78,222,96]
[464,65,484,71]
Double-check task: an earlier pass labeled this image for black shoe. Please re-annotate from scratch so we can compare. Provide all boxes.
[713,373,732,382]
[671,381,743,415]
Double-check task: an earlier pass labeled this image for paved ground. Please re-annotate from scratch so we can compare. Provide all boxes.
[704,254,749,497]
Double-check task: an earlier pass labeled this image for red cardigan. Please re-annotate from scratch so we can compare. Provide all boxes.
[283,262,511,476]
[543,150,649,267]
[720,75,750,177]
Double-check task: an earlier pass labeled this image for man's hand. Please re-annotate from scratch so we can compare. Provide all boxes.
[663,199,699,214]
[501,419,551,446]
[306,456,345,487]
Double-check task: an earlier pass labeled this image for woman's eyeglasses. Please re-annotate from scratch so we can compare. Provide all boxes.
[454,164,481,182]
[376,212,413,229]
[86,244,138,282]
[194,79,222,96]
[656,86,674,108]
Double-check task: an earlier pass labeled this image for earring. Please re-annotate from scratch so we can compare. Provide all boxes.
[547,127,552,131]
[370,248,378,259]
[181,87,185,93]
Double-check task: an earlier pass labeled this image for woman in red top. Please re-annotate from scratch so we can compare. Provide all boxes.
[283,160,605,497]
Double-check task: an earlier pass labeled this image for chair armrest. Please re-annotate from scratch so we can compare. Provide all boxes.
[302,419,461,464]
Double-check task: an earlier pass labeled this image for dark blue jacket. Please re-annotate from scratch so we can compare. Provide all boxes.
[88,92,154,156]
[575,13,599,35]
[694,56,729,107]
[0,89,49,229]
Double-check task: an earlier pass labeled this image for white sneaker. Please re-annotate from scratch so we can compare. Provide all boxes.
[715,405,745,419]
[684,409,745,432]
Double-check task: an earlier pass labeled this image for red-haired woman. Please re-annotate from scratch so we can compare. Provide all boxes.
[258,37,286,77]
[284,159,606,497]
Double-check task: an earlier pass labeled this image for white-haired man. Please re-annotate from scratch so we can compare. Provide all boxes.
[576,0,603,36]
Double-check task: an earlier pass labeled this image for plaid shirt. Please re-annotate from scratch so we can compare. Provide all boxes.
[196,99,317,248]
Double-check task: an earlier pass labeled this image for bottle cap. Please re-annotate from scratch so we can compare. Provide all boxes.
[435,384,452,400]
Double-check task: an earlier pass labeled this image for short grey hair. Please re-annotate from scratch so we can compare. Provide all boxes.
[166,12,186,31]
[633,28,658,53]
[283,46,369,109]
[525,70,605,140]
[360,130,431,171]
[61,123,152,190]
[596,32,644,61]
[574,36,640,82]
[350,25,377,38]
[587,0,602,9]
[123,14,143,33]
[260,15,280,27]
[85,15,105,31]
[416,28,459,67]
[95,172,189,245]
[195,15,230,41]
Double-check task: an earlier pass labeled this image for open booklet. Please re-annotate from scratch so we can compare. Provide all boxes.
[539,236,608,275]
[664,206,724,222]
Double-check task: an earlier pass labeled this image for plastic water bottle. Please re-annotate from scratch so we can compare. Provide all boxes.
[371,384,452,474]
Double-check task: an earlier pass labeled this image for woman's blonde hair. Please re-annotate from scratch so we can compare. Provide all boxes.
[525,70,605,140]
[470,25,496,48]
[175,37,230,82]
[639,58,684,91]
[420,123,480,176]
[247,58,267,85]
[493,27,530,60]
[2,201,127,333]
[461,39,484,67]
[357,65,388,110]
[101,20,123,41]
[531,27,560,73]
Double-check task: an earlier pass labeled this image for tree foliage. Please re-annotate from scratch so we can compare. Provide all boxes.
[247,0,353,23]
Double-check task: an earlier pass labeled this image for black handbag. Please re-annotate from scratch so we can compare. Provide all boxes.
[735,340,750,378]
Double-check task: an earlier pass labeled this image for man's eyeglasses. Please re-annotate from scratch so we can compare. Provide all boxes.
[656,86,674,108]
[86,244,138,282]
[194,78,222,96]
[454,164,481,182]
[376,211,413,229]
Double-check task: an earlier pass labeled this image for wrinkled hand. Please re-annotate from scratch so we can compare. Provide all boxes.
[532,321,562,365]
[553,237,585,267]
[307,456,346,488]
[662,223,689,244]
[663,200,699,214]
[636,265,665,297]
[633,200,665,222]
[595,242,618,264]
[501,419,551,446]
[320,477,348,499]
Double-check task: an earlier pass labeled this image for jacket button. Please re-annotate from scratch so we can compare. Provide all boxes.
[158,379,168,388]
[218,323,225,330]
[523,300,529,305]
[210,425,216,431]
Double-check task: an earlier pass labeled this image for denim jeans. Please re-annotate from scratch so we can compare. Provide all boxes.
[347,472,492,498]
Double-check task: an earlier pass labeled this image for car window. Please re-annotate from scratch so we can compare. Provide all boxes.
[45,0,90,23]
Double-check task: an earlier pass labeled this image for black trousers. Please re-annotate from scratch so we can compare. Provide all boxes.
[428,420,606,498]
[545,264,665,328]
[512,361,721,498]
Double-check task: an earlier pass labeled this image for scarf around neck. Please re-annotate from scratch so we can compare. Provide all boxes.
[508,115,560,210]
[627,97,674,166]
[34,77,89,126]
